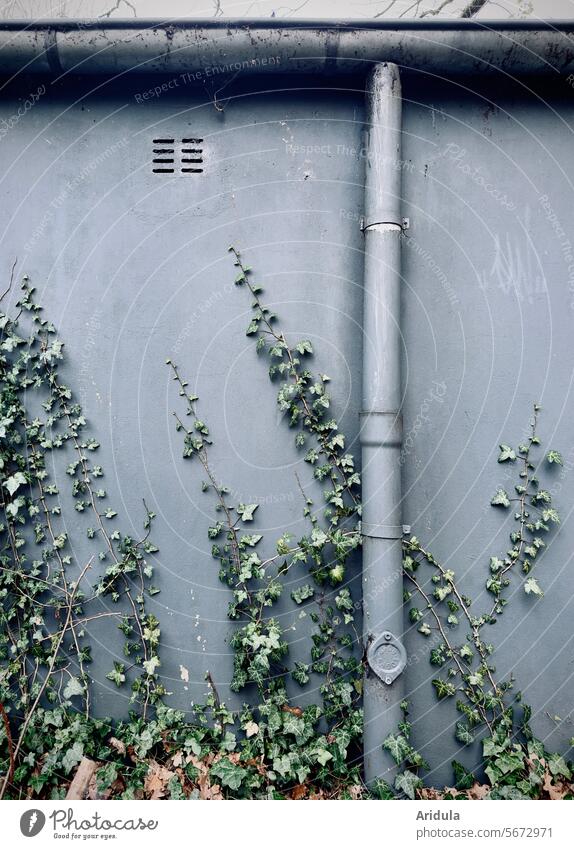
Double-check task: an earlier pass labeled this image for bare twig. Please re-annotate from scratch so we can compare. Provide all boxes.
[421,0,457,17]
[0,703,14,789]
[0,259,17,304]
[461,0,489,17]
[0,558,93,800]
[98,0,137,18]
[206,671,221,709]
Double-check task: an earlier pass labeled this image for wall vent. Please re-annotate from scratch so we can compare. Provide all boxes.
[152,138,203,174]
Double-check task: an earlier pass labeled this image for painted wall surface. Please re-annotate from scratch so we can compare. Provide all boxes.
[400,75,574,784]
[0,72,366,718]
[1,69,573,782]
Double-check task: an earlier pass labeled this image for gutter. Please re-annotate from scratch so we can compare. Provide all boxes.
[0,20,572,77]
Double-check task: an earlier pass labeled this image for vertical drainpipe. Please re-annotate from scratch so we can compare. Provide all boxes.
[361,63,406,785]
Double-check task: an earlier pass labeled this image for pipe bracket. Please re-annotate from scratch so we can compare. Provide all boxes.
[361,521,403,540]
[367,631,407,685]
[360,217,409,233]
[44,27,62,74]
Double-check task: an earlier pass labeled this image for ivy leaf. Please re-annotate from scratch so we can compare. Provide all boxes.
[310,527,328,547]
[491,488,510,508]
[495,751,524,775]
[63,677,84,700]
[432,678,456,699]
[382,734,411,765]
[547,450,563,465]
[295,340,313,356]
[62,741,84,773]
[236,503,258,522]
[143,656,161,675]
[394,769,422,800]
[483,737,505,758]
[4,471,27,496]
[498,445,516,463]
[283,714,306,738]
[547,753,571,779]
[106,663,126,687]
[291,585,315,605]
[524,577,544,597]
[455,722,474,745]
[329,564,345,584]
[541,508,560,524]
[452,760,475,790]
[315,748,332,766]
[135,728,156,758]
[430,646,446,666]
[210,758,247,791]
[292,662,310,686]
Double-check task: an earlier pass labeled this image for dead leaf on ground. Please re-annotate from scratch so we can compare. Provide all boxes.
[467,783,490,800]
[282,704,303,717]
[88,768,124,801]
[542,771,571,800]
[308,789,326,800]
[109,737,126,756]
[171,751,184,768]
[187,754,224,800]
[419,787,444,800]
[144,760,176,800]
[290,784,308,800]
[347,784,364,799]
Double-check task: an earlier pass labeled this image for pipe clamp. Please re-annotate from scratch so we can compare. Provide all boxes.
[361,521,403,540]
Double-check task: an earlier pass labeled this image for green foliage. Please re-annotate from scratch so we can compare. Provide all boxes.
[1,258,571,801]
[477,716,573,800]
[0,279,163,799]
[388,405,571,799]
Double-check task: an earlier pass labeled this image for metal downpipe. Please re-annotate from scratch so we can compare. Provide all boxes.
[361,63,405,785]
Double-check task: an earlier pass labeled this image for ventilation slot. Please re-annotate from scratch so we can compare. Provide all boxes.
[152,138,175,173]
[152,137,204,174]
[181,138,203,173]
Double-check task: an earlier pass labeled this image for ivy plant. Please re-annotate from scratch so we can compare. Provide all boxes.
[0,254,571,800]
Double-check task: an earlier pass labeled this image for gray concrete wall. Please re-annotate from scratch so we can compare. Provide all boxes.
[1,68,573,782]
[0,72,365,718]
[401,75,574,783]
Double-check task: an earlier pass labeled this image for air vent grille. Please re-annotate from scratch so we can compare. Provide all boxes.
[152,138,204,174]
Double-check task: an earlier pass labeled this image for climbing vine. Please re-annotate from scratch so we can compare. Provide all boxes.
[0,253,572,800]
[385,406,571,799]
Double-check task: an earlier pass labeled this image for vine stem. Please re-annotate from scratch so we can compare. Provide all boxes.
[169,364,255,611]
[29,435,91,716]
[50,372,153,717]
[404,540,500,699]
[0,558,93,800]
[404,570,493,733]
[229,246,359,512]
[0,702,14,790]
